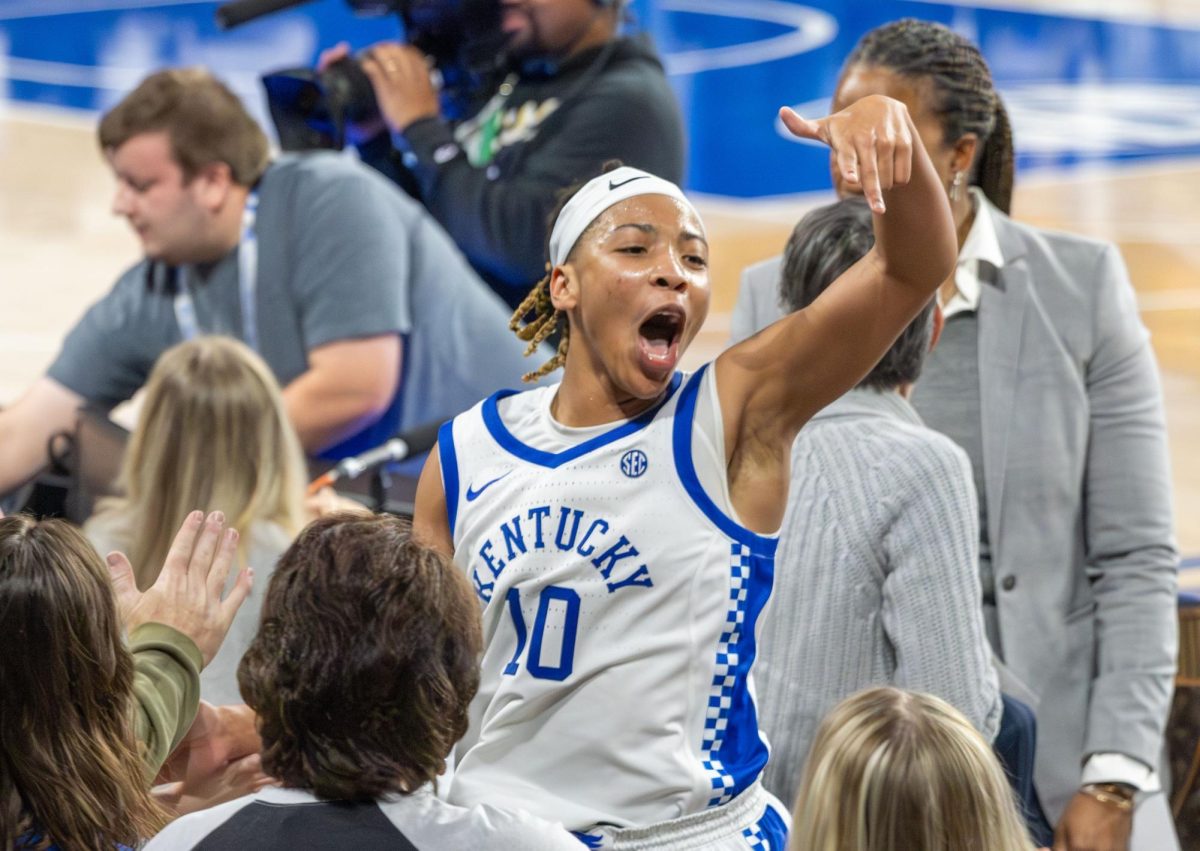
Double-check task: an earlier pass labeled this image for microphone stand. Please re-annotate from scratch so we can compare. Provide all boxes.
[307,420,442,514]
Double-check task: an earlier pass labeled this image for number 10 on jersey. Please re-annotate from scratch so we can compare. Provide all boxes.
[503,586,581,681]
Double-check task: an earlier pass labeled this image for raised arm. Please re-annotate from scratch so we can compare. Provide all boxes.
[716,95,956,532]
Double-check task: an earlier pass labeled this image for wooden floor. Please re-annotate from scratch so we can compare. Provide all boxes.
[1,103,1198,581]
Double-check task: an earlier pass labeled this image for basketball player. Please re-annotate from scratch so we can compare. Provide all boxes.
[413,95,957,848]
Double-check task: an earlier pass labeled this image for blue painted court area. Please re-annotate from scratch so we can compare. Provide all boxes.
[2,0,1200,197]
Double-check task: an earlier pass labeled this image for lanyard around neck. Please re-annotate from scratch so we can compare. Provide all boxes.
[172,191,260,352]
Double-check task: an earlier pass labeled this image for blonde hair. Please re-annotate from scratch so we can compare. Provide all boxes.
[96,336,307,589]
[790,687,1033,851]
[509,266,569,382]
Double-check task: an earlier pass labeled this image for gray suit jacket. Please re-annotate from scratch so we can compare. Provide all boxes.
[733,205,1178,826]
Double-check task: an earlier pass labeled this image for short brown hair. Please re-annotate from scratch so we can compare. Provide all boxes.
[238,513,482,800]
[98,67,269,185]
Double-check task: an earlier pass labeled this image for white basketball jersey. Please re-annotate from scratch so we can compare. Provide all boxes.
[440,365,778,834]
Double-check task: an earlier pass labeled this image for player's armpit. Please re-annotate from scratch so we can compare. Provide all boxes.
[413,445,453,558]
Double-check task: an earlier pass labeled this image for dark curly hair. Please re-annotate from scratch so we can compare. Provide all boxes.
[238,513,482,800]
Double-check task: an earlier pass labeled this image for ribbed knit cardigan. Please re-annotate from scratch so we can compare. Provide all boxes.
[756,388,1002,808]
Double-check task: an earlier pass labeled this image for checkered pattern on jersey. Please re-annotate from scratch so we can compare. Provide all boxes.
[742,822,770,849]
[701,543,753,806]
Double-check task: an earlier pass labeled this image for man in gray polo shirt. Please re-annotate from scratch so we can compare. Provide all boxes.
[0,68,546,496]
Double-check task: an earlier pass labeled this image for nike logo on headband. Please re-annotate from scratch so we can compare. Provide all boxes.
[609,175,649,190]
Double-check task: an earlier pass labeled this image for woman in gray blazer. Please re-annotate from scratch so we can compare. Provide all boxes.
[734,19,1178,851]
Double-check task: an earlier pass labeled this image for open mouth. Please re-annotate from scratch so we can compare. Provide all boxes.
[637,306,685,375]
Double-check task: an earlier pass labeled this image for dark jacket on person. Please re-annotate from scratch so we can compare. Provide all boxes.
[365,34,685,307]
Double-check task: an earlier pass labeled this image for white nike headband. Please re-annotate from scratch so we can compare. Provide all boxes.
[548,167,702,268]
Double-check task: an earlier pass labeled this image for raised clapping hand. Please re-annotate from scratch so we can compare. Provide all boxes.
[779,94,916,215]
[106,510,251,666]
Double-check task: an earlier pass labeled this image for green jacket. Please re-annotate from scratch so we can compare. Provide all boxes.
[129,623,203,779]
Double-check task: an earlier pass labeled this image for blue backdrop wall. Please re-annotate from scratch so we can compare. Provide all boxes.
[2,0,1198,197]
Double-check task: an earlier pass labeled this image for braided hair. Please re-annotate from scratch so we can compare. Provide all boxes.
[509,263,570,382]
[846,19,1014,214]
[509,160,624,382]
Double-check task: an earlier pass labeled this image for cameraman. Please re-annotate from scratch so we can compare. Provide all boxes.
[325,0,684,307]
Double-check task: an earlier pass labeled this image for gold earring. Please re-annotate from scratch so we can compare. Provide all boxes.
[949,171,965,202]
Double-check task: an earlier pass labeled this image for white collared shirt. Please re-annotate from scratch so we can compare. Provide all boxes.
[942,187,1005,318]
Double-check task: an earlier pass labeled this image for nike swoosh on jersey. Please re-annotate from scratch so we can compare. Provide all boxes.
[609,175,649,190]
[466,471,512,502]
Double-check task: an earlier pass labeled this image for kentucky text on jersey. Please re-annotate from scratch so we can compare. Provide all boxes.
[471,504,655,603]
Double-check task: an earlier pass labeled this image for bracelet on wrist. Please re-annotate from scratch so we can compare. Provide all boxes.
[1080,782,1136,811]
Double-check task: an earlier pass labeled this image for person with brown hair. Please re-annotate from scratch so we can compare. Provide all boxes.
[733,19,1177,851]
[145,514,580,850]
[85,336,308,705]
[789,687,1035,851]
[0,510,249,850]
[0,66,550,501]
[414,87,958,846]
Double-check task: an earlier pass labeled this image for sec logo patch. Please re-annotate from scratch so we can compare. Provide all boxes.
[620,449,648,478]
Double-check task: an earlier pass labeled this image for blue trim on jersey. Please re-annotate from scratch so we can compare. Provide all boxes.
[438,419,460,538]
[481,372,684,468]
[701,544,774,806]
[673,364,775,807]
[670,365,777,557]
[743,801,789,850]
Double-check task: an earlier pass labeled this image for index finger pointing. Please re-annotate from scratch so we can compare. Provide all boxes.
[853,134,885,214]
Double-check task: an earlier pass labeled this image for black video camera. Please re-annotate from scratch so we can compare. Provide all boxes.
[220,0,504,151]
